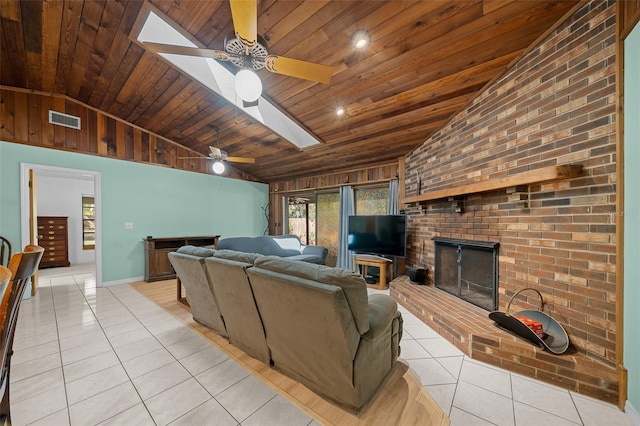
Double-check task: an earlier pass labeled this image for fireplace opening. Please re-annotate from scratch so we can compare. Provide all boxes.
[433,238,499,311]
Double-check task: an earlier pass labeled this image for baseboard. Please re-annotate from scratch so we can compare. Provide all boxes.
[626,400,640,426]
[101,276,144,287]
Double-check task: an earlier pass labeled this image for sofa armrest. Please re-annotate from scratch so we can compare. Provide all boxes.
[362,294,398,340]
[301,244,328,259]
[353,293,402,409]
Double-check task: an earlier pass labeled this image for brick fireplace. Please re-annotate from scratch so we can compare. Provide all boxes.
[433,237,499,311]
[394,0,618,403]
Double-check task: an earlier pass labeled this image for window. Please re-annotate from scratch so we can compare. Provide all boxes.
[283,185,390,267]
[316,192,340,266]
[355,186,389,215]
[82,196,95,250]
[287,196,316,245]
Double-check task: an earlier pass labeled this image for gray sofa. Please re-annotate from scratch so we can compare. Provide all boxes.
[166,246,226,336]
[217,235,328,264]
[204,250,271,364]
[246,256,403,411]
[168,247,402,412]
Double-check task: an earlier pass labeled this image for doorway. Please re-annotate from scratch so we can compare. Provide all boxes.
[20,163,102,288]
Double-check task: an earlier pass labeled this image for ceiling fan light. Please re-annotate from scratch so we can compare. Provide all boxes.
[212,160,226,174]
[234,69,262,102]
[352,30,370,49]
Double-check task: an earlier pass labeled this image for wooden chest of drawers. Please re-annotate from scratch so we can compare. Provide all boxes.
[37,216,70,268]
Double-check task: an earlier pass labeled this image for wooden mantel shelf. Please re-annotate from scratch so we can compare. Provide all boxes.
[403,164,583,204]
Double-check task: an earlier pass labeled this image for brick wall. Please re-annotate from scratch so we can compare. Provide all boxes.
[403,0,616,367]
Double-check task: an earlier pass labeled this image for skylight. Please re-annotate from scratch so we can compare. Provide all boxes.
[135,9,321,149]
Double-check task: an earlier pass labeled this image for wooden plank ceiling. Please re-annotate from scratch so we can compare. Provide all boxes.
[1,0,578,182]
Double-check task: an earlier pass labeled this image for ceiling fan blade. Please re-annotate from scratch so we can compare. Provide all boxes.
[229,0,257,47]
[264,55,333,84]
[143,42,230,61]
[226,156,256,164]
[178,156,211,160]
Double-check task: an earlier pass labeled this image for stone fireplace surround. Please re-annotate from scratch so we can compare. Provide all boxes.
[396,0,618,405]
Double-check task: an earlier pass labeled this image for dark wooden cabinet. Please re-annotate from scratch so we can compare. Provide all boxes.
[37,216,71,268]
[144,235,219,282]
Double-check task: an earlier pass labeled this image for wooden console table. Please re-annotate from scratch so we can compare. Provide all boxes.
[144,235,219,283]
[354,255,394,290]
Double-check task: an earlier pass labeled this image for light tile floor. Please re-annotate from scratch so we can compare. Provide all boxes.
[9,266,633,426]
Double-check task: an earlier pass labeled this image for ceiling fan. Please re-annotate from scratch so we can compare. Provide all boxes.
[142,0,333,102]
[180,128,255,175]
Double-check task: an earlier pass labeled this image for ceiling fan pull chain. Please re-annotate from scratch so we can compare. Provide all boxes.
[235,91,239,125]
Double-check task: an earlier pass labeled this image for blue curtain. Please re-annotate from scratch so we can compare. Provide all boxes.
[336,185,354,270]
[388,179,399,214]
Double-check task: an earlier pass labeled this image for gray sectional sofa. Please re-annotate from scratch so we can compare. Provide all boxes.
[167,245,402,412]
[217,235,328,264]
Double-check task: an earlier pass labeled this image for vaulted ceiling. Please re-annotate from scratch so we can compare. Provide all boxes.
[1,0,579,182]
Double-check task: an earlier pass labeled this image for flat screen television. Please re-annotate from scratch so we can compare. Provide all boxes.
[347,214,407,258]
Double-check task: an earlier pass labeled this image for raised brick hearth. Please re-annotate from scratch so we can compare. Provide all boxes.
[390,276,619,404]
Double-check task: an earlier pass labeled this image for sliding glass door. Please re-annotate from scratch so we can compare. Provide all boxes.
[284,186,389,267]
[285,193,339,266]
[287,196,315,245]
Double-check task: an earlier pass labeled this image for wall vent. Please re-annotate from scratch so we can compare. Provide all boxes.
[48,110,81,130]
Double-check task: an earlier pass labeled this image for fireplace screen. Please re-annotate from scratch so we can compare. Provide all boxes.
[433,238,499,311]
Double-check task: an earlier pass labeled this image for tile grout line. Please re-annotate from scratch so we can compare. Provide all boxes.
[117,284,275,425]
[107,285,244,425]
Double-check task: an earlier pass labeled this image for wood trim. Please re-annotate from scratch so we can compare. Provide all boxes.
[616,0,630,411]
[404,165,583,204]
[398,157,406,205]
[270,177,394,195]
[269,161,399,195]
[28,169,38,295]
[2,85,204,158]
[274,161,400,184]
[620,1,640,40]
[1,86,260,182]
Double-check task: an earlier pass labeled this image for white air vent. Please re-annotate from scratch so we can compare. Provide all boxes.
[48,110,81,130]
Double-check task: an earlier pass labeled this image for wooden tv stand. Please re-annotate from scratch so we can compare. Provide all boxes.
[353,255,393,290]
[144,235,219,283]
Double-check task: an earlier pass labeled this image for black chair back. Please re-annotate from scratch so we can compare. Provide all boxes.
[0,245,44,424]
[0,238,10,268]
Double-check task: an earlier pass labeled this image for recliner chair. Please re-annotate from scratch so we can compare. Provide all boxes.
[167,246,227,337]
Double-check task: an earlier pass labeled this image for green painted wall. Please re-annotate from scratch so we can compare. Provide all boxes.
[624,23,640,416]
[0,141,268,283]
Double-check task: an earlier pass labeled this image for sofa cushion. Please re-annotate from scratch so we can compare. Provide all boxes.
[218,237,263,254]
[287,254,326,264]
[217,236,327,264]
[213,249,262,264]
[263,235,303,256]
[253,256,369,334]
[176,245,216,257]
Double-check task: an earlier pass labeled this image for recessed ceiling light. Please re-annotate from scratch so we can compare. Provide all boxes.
[351,30,370,49]
[336,107,345,116]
